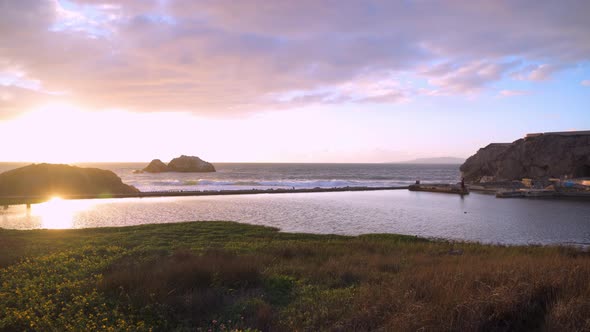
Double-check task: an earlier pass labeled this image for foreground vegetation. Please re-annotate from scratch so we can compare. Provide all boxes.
[1,221,589,331]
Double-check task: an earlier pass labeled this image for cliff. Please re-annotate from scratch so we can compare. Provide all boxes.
[142,155,216,173]
[0,164,139,196]
[460,133,590,183]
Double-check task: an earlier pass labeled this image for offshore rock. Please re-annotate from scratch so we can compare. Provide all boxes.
[143,159,169,173]
[167,155,216,172]
[461,132,590,183]
[0,163,139,196]
[142,155,216,173]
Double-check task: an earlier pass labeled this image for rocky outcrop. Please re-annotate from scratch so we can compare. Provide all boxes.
[461,133,590,183]
[168,155,216,172]
[0,164,139,196]
[460,144,512,183]
[143,159,169,173]
[142,155,216,173]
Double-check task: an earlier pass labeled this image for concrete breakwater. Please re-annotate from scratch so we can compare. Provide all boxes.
[1,185,409,207]
[408,183,468,195]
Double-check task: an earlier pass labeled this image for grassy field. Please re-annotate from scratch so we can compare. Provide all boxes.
[1,221,589,331]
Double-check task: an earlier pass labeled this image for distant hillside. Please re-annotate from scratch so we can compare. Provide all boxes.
[393,157,466,164]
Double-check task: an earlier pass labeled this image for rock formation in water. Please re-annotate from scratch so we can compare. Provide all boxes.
[460,132,590,183]
[0,163,139,196]
[168,155,216,172]
[143,159,169,173]
[142,155,216,173]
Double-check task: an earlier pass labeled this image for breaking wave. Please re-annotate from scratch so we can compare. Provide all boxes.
[117,163,461,192]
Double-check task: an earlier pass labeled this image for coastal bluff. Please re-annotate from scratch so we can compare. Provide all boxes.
[460,131,590,183]
[142,155,215,173]
[0,163,139,196]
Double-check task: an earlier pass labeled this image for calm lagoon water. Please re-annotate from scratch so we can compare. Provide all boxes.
[2,190,589,246]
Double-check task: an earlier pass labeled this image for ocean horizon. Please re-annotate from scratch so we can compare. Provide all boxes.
[0,162,462,192]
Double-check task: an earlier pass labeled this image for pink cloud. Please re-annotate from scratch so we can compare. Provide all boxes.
[527,64,556,81]
[499,90,530,97]
[423,61,519,94]
[0,0,588,115]
[510,63,568,81]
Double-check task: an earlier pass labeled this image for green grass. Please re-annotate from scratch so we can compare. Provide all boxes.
[1,221,590,331]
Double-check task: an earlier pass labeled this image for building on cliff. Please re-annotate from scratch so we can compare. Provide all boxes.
[485,143,512,148]
[525,130,590,139]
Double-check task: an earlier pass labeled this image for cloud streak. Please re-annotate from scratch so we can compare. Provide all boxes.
[0,0,589,115]
[499,90,530,97]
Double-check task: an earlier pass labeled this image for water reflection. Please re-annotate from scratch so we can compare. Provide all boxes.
[1,191,589,245]
[30,197,97,229]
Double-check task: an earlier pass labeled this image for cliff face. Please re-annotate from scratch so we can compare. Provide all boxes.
[142,155,216,173]
[461,134,590,183]
[0,164,139,196]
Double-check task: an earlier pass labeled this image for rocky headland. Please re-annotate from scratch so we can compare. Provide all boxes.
[142,155,216,173]
[460,131,590,184]
[0,163,139,197]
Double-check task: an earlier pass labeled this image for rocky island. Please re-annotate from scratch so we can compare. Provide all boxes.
[141,155,216,173]
[0,163,139,197]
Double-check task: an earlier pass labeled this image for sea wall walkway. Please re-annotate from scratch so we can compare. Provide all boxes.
[1,186,410,208]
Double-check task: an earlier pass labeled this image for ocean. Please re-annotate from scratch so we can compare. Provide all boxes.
[0,162,462,192]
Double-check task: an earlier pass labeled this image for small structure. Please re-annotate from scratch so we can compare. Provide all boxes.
[525,130,590,140]
[409,183,469,195]
[485,143,512,147]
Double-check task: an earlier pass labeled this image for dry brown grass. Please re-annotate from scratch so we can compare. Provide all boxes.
[98,249,268,329]
[2,222,590,331]
[262,241,590,331]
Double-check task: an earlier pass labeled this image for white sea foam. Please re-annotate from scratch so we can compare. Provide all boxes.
[113,163,461,192]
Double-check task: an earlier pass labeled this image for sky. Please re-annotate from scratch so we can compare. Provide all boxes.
[0,0,589,163]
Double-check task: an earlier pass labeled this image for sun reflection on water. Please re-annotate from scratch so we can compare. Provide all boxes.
[32,196,96,229]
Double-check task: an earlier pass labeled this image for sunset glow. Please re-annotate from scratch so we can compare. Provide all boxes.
[34,197,73,229]
[29,196,103,229]
[1,2,590,330]
[0,1,589,163]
